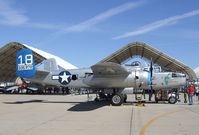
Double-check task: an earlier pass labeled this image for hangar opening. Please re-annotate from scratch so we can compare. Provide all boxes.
[99,41,196,81]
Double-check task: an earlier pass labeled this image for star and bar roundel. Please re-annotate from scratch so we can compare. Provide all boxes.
[52,71,71,85]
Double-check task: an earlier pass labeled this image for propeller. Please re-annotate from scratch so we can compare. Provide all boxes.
[149,58,153,101]
[149,59,153,90]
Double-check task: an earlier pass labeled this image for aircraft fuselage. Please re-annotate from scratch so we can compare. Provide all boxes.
[28,66,186,91]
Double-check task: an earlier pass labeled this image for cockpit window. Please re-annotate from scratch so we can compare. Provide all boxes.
[172,73,177,77]
[125,61,142,67]
[85,72,93,77]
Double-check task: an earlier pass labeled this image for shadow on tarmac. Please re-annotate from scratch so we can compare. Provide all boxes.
[3,99,168,112]
[3,100,110,111]
[3,100,84,104]
[67,101,110,112]
[3,99,45,104]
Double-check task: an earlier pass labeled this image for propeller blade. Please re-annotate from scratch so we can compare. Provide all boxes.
[149,59,153,90]
[150,60,153,78]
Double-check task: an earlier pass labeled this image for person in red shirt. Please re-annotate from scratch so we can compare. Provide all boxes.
[188,84,195,105]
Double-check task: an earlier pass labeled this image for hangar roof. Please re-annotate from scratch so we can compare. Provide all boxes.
[99,42,196,80]
[0,42,77,82]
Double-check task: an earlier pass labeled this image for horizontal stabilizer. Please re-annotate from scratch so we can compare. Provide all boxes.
[32,70,49,80]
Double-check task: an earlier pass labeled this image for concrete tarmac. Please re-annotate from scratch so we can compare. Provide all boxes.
[0,94,199,135]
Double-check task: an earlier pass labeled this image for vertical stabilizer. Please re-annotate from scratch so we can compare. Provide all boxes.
[16,49,36,78]
[43,58,58,72]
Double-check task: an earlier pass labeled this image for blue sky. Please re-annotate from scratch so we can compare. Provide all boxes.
[0,0,199,68]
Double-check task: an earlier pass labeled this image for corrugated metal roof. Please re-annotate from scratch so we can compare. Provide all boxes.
[99,41,196,80]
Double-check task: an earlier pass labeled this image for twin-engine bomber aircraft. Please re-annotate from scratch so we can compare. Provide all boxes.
[16,45,186,106]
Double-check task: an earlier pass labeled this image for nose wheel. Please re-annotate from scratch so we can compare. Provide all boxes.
[168,96,177,104]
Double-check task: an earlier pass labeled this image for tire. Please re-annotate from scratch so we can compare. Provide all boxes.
[111,94,124,106]
[168,96,177,104]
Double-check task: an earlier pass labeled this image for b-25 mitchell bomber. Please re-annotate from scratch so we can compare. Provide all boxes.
[16,42,188,106]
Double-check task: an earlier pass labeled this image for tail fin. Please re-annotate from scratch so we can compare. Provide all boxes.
[43,58,58,72]
[16,49,36,78]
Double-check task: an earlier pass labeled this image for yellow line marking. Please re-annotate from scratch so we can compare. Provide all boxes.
[139,109,182,135]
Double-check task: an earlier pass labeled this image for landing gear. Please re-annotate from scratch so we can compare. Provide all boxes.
[94,97,100,102]
[94,90,126,106]
[99,92,107,99]
[168,96,177,104]
[111,93,124,106]
[155,90,178,104]
[123,94,127,103]
[94,92,108,102]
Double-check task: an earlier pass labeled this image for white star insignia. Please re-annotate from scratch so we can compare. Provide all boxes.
[59,72,70,83]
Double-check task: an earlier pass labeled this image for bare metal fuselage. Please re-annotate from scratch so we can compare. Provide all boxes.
[28,66,186,91]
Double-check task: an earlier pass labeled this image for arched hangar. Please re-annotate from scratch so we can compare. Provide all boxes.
[99,42,196,80]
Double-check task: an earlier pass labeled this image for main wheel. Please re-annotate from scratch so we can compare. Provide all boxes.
[168,96,177,104]
[111,94,124,106]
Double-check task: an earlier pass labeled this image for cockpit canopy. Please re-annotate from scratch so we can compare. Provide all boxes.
[125,61,142,67]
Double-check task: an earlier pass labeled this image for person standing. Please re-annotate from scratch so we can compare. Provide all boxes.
[195,85,199,101]
[183,86,187,103]
[188,84,195,105]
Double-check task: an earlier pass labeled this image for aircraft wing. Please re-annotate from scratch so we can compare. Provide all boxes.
[91,62,130,76]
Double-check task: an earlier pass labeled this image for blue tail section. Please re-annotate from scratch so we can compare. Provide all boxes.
[16,49,36,78]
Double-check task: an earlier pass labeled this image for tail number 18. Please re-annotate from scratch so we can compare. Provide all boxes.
[18,54,33,65]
